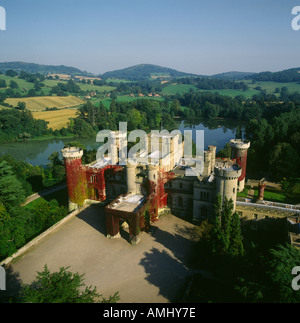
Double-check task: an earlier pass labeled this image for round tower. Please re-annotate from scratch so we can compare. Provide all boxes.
[126,163,136,194]
[61,147,84,212]
[229,139,250,192]
[214,163,242,209]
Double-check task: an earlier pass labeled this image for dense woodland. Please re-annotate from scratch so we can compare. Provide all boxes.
[251,67,300,83]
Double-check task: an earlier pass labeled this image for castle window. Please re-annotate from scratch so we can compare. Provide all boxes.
[91,175,97,183]
[233,188,235,193]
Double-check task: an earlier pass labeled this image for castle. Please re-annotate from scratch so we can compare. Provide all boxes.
[61,133,250,245]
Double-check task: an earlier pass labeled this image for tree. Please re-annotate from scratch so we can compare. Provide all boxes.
[17,101,26,111]
[72,118,96,138]
[5,69,18,77]
[209,196,243,258]
[9,80,19,89]
[20,265,120,303]
[269,142,299,180]
[0,79,6,88]
[0,161,26,211]
[228,212,244,257]
[265,244,300,303]
[18,132,31,141]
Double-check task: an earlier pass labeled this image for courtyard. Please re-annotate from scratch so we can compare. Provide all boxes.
[4,205,196,303]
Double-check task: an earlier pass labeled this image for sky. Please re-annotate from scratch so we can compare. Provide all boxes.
[0,0,300,75]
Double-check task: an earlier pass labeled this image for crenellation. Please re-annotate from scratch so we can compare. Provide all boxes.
[62,134,250,244]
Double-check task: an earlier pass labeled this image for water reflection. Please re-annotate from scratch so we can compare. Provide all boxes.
[0,120,244,166]
[0,138,102,166]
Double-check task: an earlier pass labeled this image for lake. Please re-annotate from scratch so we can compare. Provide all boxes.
[0,119,243,166]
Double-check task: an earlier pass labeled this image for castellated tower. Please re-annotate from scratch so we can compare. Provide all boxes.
[126,163,137,194]
[208,146,216,171]
[214,163,242,209]
[229,139,250,192]
[61,147,85,212]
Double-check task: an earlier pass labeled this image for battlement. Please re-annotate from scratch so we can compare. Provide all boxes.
[229,139,250,150]
[61,147,83,159]
[214,163,242,179]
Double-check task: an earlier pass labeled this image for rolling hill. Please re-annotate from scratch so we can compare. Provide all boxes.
[211,71,255,80]
[0,61,91,76]
[101,64,200,81]
[250,67,300,83]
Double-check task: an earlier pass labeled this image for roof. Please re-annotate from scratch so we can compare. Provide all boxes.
[108,194,145,213]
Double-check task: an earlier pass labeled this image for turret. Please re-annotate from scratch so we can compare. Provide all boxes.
[208,145,217,171]
[126,163,136,194]
[214,163,242,209]
[61,147,85,212]
[203,151,212,177]
[229,139,250,192]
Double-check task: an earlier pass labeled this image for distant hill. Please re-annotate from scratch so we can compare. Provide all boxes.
[101,64,200,81]
[251,67,300,83]
[0,61,91,76]
[211,71,255,80]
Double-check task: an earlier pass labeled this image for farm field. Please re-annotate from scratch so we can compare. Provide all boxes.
[162,84,198,95]
[244,80,300,94]
[198,88,260,99]
[0,75,35,94]
[78,83,115,93]
[5,96,85,111]
[95,95,164,109]
[32,108,78,129]
[161,80,300,99]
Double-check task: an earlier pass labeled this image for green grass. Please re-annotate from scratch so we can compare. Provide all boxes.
[162,84,198,95]
[105,78,132,83]
[25,188,69,210]
[199,88,260,99]
[161,80,300,99]
[78,83,115,93]
[244,80,300,94]
[0,75,116,96]
[237,186,288,203]
[0,75,35,95]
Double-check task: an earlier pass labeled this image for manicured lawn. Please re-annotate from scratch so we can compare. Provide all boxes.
[237,186,288,203]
